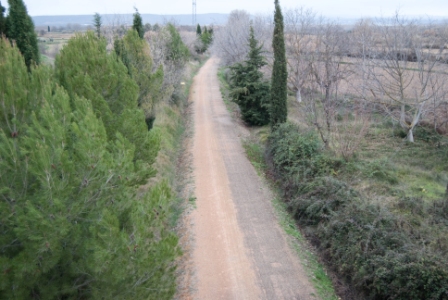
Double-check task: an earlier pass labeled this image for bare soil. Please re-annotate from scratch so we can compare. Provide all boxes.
[180,57,317,300]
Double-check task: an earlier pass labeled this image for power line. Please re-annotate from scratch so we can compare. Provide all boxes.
[192,0,197,26]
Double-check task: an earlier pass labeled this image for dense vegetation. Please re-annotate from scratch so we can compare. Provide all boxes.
[216,3,448,299]
[194,24,213,54]
[267,122,448,299]
[3,0,39,68]
[0,11,192,297]
[229,25,270,126]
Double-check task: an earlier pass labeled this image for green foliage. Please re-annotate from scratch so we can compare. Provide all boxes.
[0,37,41,134]
[229,26,270,125]
[5,0,39,68]
[56,32,160,182]
[166,23,190,65]
[132,8,144,39]
[0,32,180,300]
[195,25,213,54]
[270,0,288,127]
[268,123,332,180]
[93,12,101,38]
[114,29,164,125]
[0,1,6,34]
[268,120,448,300]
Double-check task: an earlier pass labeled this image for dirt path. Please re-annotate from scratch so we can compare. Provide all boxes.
[188,57,316,300]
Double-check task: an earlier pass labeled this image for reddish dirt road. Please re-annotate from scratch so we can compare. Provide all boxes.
[188,57,316,300]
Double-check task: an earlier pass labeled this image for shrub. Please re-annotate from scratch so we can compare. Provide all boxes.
[268,122,332,179]
[267,121,448,300]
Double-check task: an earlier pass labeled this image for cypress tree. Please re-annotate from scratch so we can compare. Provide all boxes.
[132,7,144,39]
[0,1,5,34]
[5,0,39,68]
[93,12,101,38]
[196,23,202,36]
[270,0,288,127]
[229,25,270,125]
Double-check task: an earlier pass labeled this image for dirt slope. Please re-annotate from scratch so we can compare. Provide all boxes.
[188,57,317,300]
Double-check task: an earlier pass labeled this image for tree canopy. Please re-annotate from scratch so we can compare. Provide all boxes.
[132,8,144,39]
[93,12,101,38]
[270,0,288,127]
[0,31,180,299]
[5,0,39,68]
[230,25,270,125]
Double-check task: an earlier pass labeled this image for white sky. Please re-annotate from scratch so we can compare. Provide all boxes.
[2,0,448,18]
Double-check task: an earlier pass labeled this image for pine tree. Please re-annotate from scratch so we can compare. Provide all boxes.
[166,23,190,65]
[196,23,202,36]
[270,0,288,127]
[5,0,39,68]
[115,29,164,127]
[93,12,101,38]
[229,25,270,125]
[0,1,6,34]
[132,7,144,39]
[0,36,180,300]
[55,32,160,174]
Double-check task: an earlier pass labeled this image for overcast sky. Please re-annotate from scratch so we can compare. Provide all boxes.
[2,0,448,18]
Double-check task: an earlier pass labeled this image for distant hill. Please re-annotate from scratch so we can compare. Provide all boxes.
[32,13,229,27]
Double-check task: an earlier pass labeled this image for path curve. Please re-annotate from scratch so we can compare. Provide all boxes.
[190,57,316,300]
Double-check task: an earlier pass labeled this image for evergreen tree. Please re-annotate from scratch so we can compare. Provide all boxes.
[93,12,101,38]
[229,25,270,125]
[270,0,288,127]
[196,23,202,36]
[166,23,190,65]
[5,0,39,68]
[55,32,160,174]
[132,7,144,39]
[114,29,164,128]
[0,36,180,300]
[0,1,6,34]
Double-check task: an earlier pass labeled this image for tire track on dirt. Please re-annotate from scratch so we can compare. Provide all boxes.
[189,57,316,300]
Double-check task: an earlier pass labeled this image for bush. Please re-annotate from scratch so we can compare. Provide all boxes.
[267,121,448,300]
[268,122,333,179]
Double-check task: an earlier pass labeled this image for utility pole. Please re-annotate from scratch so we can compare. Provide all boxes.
[192,0,197,26]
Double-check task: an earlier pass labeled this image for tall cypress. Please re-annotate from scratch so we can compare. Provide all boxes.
[5,0,39,68]
[0,1,6,35]
[132,8,144,39]
[93,12,101,38]
[270,0,287,127]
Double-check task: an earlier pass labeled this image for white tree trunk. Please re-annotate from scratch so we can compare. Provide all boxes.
[407,128,414,143]
[296,89,302,103]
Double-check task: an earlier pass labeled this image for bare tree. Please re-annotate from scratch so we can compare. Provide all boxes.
[212,10,273,66]
[362,14,448,142]
[284,7,316,103]
[303,20,353,147]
